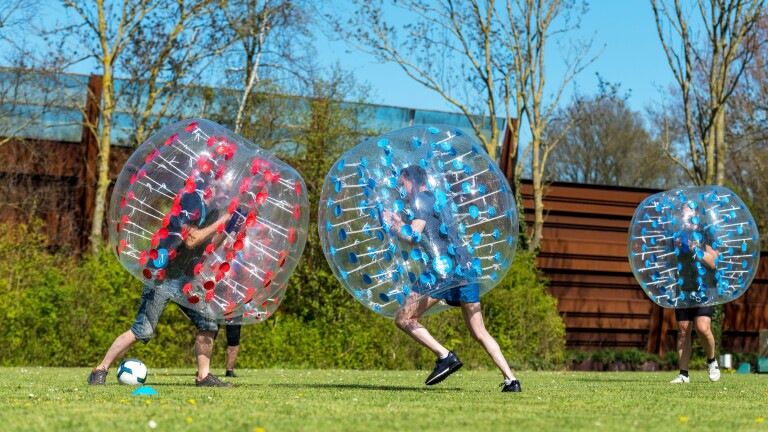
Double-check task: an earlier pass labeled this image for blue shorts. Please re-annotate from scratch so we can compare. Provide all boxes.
[131,281,218,344]
[429,283,480,306]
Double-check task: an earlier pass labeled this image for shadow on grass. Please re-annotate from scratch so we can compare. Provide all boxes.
[270,382,458,392]
[566,375,661,383]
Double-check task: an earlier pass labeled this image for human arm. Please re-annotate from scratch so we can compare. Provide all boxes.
[699,244,719,270]
[184,213,232,248]
[382,209,426,242]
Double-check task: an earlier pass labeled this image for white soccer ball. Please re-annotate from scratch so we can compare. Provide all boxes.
[117,358,148,385]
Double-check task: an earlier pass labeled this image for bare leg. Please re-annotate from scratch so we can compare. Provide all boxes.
[95,330,138,371]
[676,320,694,371]
[460,302,515,381]
[394,295,448,357]
[195,330,216,380]
[226,345,240,371]
[694,316,715,359]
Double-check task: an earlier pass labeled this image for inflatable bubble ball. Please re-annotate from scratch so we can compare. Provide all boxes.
[628,185,760,308]
[318,125,518,318]
[108,119,309,321]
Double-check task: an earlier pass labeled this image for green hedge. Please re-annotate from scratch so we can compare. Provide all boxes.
[0,221,565,370]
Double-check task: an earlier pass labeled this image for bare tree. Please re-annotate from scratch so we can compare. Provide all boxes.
[219,0,312,134]
[338,0,596,251]
[724,15,768,248]
[49,0,224,254]
[500,0,599,251]
[0,0,36,47]
[335,0,513,161]
[651,0,764,186]
[119,0,222,147]
[547,79,683,188]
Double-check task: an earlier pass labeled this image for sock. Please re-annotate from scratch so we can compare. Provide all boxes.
[680,370,688,377]
[707,358,716,365]
[504,379,514,386]
[438,352,449,360]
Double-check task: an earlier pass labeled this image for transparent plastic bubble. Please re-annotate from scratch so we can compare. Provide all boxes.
[318,125,518,318]
[108,119,309,322]
[628,186,760,308]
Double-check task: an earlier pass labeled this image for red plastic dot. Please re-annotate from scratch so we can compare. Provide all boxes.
[255,191,268,205]
[164,133,178,146]
[288,228,297,244]
[188,295,200,304]
[142,269,152,279]
[184,121,199,132]
[219,262,231,273]
[207,136,216,147]
[183,283,193,295]
[233,240,244,251]
[149,249,159,260]
[294,181,302,196]
[205,290,215,302]
[203,281,215,290]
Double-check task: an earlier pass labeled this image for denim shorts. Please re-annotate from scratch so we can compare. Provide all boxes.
[131,280,218,344]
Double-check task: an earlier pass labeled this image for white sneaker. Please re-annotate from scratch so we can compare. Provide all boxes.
[670,374,690,383]
[708,360,721,382]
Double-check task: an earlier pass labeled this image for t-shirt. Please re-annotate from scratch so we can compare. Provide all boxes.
[676,227,717,293]
[410,190,465,283]
[160,191,219,279]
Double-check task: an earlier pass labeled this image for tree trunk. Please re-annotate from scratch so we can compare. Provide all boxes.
[89,66,113,255]
[529,136,543,252]
[715,107,726,186]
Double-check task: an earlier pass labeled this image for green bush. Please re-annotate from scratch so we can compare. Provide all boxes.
[0,221,566,371]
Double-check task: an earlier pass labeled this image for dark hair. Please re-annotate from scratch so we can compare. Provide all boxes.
[400,165,427,188]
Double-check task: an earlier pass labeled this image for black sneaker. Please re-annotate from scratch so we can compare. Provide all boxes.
[196,373,233,387]
[425,351,463,385]
[87,368,108,385]
[225,370,237,378]
[501,380,522,392]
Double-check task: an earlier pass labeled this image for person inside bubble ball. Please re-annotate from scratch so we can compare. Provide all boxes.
[88,175,243,387]
[669,203,721,384]
[381,165,521,392]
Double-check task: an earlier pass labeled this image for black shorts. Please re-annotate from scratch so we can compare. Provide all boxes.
[675,306,714,321]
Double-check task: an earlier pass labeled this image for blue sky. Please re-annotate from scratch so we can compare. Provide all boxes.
[318,1,676,117]
[19,1,675,121]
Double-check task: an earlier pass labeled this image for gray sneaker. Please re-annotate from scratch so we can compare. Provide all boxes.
[196,373,233,387]
[87,368,108,385]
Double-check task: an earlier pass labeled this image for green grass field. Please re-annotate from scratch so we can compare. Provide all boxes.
[0,368,765,431]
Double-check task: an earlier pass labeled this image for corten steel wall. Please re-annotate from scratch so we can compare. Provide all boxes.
[520,180,768,355]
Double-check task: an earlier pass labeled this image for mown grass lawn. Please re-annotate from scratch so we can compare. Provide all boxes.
[0,367,765,431]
